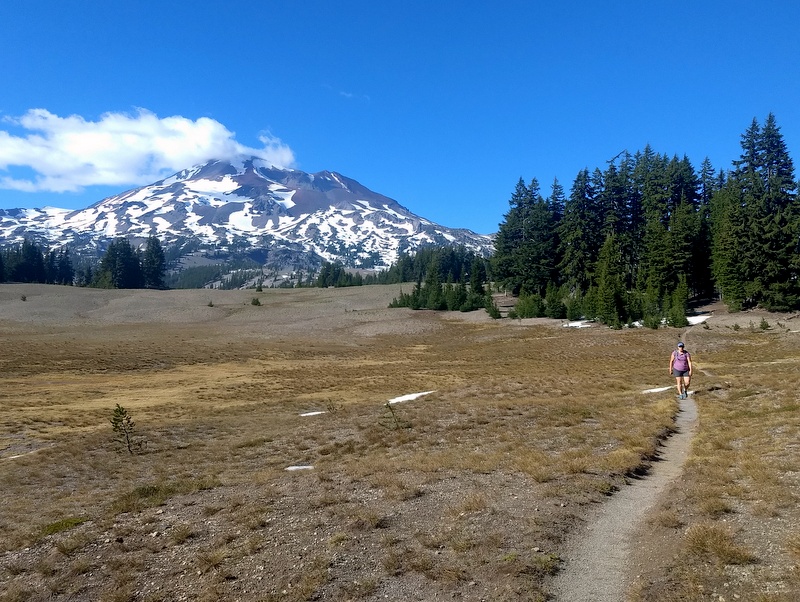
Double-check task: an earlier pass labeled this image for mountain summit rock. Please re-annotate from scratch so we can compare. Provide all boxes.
[0,157,493,269]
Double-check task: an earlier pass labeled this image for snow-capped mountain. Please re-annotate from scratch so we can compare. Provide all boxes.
[0,157,493,269]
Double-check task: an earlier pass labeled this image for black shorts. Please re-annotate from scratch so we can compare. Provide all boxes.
[673,369,690,377]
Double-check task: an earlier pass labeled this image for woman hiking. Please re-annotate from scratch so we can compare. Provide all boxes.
[669,341,693,399]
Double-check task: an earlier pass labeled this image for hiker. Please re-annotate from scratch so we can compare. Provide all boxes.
[669,342,693,399]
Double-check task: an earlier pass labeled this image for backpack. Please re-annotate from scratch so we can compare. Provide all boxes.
[673,349,689,370]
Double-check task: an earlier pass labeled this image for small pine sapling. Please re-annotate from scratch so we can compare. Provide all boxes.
[110,404,143,454]
[379,402,411,430]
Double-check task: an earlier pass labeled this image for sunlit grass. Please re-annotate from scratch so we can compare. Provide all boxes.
[3,286,799,600]
[634,324,800,601]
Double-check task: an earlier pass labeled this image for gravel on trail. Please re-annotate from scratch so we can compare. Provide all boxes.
[549,396,698,602]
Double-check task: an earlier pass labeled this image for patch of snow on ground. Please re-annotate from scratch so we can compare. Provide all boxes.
[688,314,711,324]
[300,411,326,417]
[387,390,436,405]
[564,320,592,328]
[285,465,314,471]
[642,386,672,393]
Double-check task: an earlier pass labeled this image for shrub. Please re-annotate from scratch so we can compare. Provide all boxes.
[513,293,545,318]
[485,295,501,319]
[251,297,261,306]
[41,517,87,536]
[685,524,756,565]
[643,313,662,329]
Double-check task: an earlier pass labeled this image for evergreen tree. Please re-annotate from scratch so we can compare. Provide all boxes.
[517,179,558,295]
[755,114,800,309]
[493,178,532,295]
[594,233,626,327]
[469,257,486,295]
[668,274,690,327]
[96,238,144,289]
[8,239,47,283]
[694,157,717,299]
[710,186,748,309]
[142,235,166,289]
[56,248,74,285]
[557,168,601,295]
[635,149,671,296]
[712,114,800,310]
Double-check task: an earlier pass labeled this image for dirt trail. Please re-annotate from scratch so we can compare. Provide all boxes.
[550,331,701,602]
[550,397,698,601]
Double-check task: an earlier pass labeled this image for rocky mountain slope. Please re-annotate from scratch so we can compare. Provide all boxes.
[0,157,493,269]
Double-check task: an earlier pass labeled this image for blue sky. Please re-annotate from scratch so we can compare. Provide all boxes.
[1,1,798,234]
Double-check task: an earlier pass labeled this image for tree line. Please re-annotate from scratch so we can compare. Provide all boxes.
[314,247,495,312]
[492,113,799,326]
[0,239,75,285]
[0,236,166,289]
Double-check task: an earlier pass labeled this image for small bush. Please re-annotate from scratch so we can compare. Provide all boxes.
[41,517,87,536]
[485,295,501,319]
[643,313,662,329]
[760,317,770,330]
[251,297,261,306]
[685,523,756,565]
[513,293,545,318]
[170,523,195,545]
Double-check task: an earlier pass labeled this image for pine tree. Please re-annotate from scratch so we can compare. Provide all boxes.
[9,239,47,283]
[493,178,557,296]
[557,169,600,294]
[56,248,74,285]
[96,238,144,289]
[694,157,717,299]
[492,178,529,294]
[594,233,626,327]
[142,235,166,289]
[713,114,800,310]
[755,114,799,309]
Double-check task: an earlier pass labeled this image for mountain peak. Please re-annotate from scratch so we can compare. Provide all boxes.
[0,159,493,270]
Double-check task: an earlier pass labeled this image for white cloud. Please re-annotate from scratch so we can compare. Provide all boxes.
[0,108,296,193]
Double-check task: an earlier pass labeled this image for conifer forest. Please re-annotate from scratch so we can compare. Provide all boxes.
[491,113,800,326]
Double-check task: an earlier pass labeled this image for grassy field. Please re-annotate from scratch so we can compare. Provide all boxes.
[0,283,798,601]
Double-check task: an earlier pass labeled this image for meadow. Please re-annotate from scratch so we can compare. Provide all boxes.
[0,283,798,601]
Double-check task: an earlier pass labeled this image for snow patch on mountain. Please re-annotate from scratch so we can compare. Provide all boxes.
[0,157,494,268]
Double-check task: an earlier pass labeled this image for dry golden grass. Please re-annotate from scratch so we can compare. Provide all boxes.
[633,314,800,601]
[1,285,798,600]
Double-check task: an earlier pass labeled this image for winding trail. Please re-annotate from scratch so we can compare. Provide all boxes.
[550,331,704,602]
